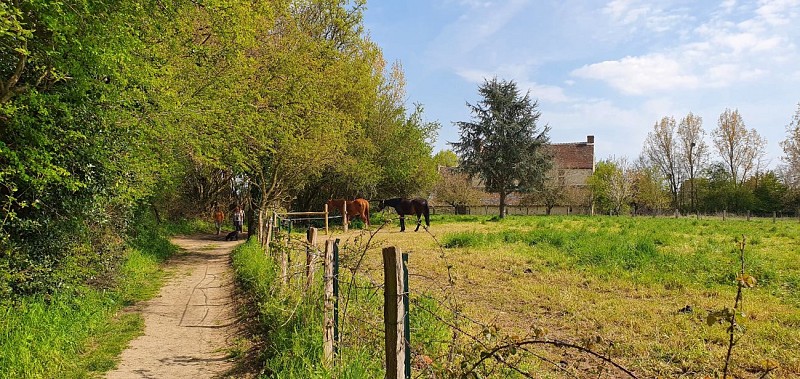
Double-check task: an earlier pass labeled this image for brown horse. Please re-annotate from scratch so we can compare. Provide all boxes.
[326,198,370,227]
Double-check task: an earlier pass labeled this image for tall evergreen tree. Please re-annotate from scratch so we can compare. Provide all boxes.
[451,78,552,218]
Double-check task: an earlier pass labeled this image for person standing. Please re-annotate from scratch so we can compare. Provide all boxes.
[232,205,244,233]
[213,208,225,235]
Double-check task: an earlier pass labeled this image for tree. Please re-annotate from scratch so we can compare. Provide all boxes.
[432,169,484,214]
[780,103,800,189]
[607,157,634,215]
[750,172,787,214]
[588,160,614,215]
[433,150,459,168]
[522,174,565,215]
[451,78,552,218]
[677,112,707,213]
[712,109,766,186]
[642,116,681,210]
[631,159,670,215]
[698,162,755,213]
[1,0,160,297]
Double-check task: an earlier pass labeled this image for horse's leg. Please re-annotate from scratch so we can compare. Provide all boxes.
[414,213,422,232]
[399,215,406,232]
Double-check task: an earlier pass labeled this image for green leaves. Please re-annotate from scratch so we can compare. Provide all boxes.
[452,78,553,217]
[737,273,757,288]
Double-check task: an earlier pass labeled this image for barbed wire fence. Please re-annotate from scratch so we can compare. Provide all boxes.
[256,208,641,378]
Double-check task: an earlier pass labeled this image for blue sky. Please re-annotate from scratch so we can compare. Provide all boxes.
[362,0,800,169]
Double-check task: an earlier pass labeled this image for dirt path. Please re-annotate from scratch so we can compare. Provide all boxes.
[106,235,243,379]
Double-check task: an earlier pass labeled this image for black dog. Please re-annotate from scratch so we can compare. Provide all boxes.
[224,231,238,241]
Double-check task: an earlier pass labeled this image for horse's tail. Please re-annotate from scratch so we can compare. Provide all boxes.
[423,202,430,227]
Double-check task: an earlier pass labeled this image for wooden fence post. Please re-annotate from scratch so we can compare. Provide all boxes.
[383,246,407,379]
[747,210,751,221]
[323,240,335,367]
[723,209,727,221]
[281,220,290,285]
[333,239,340,358]
[324,204,329,236]
[306,227,318,291]
[773,211,777,223]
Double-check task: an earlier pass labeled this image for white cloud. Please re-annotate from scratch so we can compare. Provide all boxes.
[756,0,800,25]
[571,0,800,95]
[572,54,699,95]
[601,0,691,34]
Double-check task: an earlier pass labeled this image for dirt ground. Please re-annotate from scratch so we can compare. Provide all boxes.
[106,235,245,379]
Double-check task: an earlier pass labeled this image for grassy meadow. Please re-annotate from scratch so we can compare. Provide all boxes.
[332,213,800,378]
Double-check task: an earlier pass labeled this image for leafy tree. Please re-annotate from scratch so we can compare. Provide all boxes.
[1,0,157,297]
[697,162,754,213]
[432,169,484,213]
[780,103,800,189]
[750,172,787,214]
[607,157,634,215]
[632,160,670,215]
[588,160,614,215]
[677,112,708,213]
[589,158,634,215]
[712,109,766,186]
[521,175,566,215]
[451,78,552,218]
[433,150,459,168]
[642,116,681,210]
[372,103,440,198]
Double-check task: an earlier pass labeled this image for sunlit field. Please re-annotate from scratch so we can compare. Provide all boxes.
[341,214,800,378]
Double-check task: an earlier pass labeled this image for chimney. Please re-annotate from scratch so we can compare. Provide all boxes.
[587,135,595,144]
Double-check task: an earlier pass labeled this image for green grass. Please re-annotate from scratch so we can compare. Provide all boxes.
[439,216,800,305]
[231,235,453,378]
[425,215,800,377]
[0,221,185,378]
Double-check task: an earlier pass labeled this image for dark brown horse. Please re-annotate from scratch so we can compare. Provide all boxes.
[326,198,370,227]
[377,198,430,232]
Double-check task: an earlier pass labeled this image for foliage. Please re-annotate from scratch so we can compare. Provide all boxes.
[780,103,800,189]
[704,235,775,378]
[0,0,161,299]
[749,172,787,214]
[589,159,634,215]
[452,78,552,218]
[712,109,767,186]
[433,149,459,168]
[521,174,565,215]
[1,0,436,302]
[631,160,670,215]
[231,230,452,378]
[432,168,484,210]
[643,116,682,209]
[678,112,708,212]
[0,218,177,378]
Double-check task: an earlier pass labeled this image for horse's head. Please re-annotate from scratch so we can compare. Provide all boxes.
[377,200,385,211]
